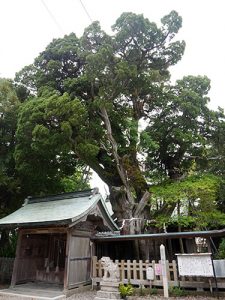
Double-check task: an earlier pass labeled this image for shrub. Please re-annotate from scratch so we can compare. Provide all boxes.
[119,283,134,299]
[217,238,225,259]
[150,287,158,295]
[169,286,186,297]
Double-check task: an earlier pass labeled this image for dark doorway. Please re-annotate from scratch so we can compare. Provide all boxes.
[15,233,66,286]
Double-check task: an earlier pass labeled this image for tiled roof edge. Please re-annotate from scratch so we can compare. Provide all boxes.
[24,188,98,205]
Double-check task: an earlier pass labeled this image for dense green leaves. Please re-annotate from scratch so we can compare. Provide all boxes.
[144,75,212,181]
[151,174,225,229]
[0,79,22,216]
[2,11,224,234]
[15,91,88,195]
[15,33,83,94]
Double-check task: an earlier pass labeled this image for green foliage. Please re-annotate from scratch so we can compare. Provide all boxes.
[119,283,134,298]
[15,91,88,195]
[149,287,158,295]
[169,286,186,297]
[135,286,158,296]
[0,231,17,258]
[217,239,225,259]
[0,78,23,216]
[151,174,225,230]
[11,11,225,230]
[61,168,91,192]
[14,11,186,201]
[145,75,212,183]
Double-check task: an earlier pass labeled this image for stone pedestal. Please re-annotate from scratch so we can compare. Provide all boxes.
[94,281,121,300]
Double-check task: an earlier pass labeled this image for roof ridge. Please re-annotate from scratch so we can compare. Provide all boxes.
[25,189,95,205]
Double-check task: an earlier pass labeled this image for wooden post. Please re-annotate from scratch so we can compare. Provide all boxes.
[160,244,169,298]
[92,256,97,278]
[172,259,178,286]
[133,260,137,280]
[127,259,131,281]
[63,229,71,292]
[121,259,125,281]
[11,229,23,287]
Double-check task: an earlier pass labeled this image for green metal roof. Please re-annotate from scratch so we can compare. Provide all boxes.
[0,189,118,230]
[92,229,225,242]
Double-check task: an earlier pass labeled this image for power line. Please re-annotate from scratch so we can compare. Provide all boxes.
[79,0,93,23]
[41,0,64,35]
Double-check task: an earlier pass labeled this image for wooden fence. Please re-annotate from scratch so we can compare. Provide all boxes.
[92,256,225,290]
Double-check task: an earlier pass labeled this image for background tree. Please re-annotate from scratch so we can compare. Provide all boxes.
[0,78,21,217]
[143,75,225,234]
[151,174,225,230]
[144,75,211,182]
[0,78,90,255]
[0,78,22,251]
[15,89,90,196]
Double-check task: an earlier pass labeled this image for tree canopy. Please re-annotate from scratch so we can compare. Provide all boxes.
[0,78,22,217]
[9,10,225,238]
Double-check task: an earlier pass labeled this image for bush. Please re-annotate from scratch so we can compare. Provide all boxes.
[134,286,158,296]
[119,283,134,299]
[169,286,186,297]
[217,238,225,259]
[149,287,158,295]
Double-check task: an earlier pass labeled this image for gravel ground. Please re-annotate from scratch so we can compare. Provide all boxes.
[67,290,225,299]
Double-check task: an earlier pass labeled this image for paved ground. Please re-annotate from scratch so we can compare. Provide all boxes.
[0,283,65,299]
[67,290,224,299]
[0,286,224,299]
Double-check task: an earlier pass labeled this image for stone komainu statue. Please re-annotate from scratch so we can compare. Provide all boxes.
[101,256,120,282]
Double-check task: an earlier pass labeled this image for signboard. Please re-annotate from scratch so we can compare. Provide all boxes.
[146,267,154,280]
[155,263,162,276]
[176,253,214,277]
[213,260,225,278]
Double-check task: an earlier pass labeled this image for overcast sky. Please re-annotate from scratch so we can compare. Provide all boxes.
[1,0,225,109]
[1,0,224,194]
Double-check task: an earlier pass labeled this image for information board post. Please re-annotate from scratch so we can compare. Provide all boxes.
[176,253,217,297]
[176,253,214,277]
[211,254,219,298]
[160,244,169,298]
[146,267,154,290]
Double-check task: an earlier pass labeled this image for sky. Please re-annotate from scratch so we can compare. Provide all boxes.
[1,0,225,109]
[1,0,225,195]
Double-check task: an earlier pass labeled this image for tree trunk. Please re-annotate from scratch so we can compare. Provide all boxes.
[109,186,153,259]
[100,106,153,259]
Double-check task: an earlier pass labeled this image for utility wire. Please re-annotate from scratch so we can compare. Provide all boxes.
[79,0,93,23]
[41,0,64,35]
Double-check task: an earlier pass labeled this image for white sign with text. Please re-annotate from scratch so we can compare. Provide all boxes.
[176,253,214,277]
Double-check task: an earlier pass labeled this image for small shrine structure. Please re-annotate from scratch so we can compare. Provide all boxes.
[0,189,118,296]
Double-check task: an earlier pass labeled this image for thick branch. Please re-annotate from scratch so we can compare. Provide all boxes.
[153,201,177,218]
[134,191,151,217]
[99,106,134,204]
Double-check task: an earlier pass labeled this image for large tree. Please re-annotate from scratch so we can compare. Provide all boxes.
[14,11,225,244]
[15,11,185,229]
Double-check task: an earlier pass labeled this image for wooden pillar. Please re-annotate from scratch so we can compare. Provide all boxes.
[11,229,23,287]
[160,244,169,298]
[63,228,71,293]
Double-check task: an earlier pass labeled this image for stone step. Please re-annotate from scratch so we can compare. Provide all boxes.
[94,298,120,300]
[97,290,121,299]
[101,286,119,292]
